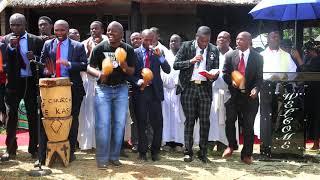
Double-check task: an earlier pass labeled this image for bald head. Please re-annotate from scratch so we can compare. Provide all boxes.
[54,19,69,41]
[9,13,26,35]
[107,21,123,45]
[169,34,182,54]
[236,31,252,51]
[54,20,69,29]
[141,29,155,49]
[216,31,231,53]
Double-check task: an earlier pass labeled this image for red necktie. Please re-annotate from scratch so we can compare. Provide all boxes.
[145,49,150,68]
[56,41,62,77]
[238,53,245,76]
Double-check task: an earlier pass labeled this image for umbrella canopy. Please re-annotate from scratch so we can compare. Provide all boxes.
[249,0,320,21]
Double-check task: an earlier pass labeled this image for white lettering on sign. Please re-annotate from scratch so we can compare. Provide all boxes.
[277,93,299,149]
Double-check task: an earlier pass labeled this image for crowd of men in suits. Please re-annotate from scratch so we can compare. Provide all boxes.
[1,12,317,169]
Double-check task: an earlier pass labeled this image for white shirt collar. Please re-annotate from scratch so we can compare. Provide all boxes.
[20,32,27,39]
[56,38,69,45]
[239,48,250,57]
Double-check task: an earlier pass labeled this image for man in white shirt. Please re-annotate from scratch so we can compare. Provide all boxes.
[261,31,297,77]
[259,31,297,156]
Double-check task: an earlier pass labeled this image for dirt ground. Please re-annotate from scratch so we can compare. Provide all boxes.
[0,145,320,180]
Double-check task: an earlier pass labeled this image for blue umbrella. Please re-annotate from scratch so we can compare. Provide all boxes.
[249,0,320,47]
[249,0,320,21]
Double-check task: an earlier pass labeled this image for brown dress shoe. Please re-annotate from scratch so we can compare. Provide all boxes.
[241,156,253,165]
[222,147,234,158]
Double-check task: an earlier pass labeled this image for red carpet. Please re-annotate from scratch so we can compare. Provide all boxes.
[0,130,29,146]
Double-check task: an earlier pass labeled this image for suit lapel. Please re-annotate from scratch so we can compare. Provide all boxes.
[67,39,73,62]
[233,49,240,70]
[245,49,254,80]
[191,40,196,58]
[205,44,211,70]
[27,34,32,51]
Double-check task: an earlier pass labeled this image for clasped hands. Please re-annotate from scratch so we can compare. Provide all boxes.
[44,58,70,76]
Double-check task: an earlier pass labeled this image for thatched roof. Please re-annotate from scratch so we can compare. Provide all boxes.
[0,0,260,9]
[137,0,261,5]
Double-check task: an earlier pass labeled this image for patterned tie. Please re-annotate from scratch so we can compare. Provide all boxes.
[238,53,245,76]
[17,37,26,69]
[56,41,62,77]
[145,49,150,68]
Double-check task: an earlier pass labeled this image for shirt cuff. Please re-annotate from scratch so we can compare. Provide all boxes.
[68,62,72,69]
[137,79,144,86]
[159,56,165,63]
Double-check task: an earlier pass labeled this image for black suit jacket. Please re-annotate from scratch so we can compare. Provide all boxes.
[130,46,171,101]
[222,48,263,96]
[173,40,219,95]
[40,38,87,96]
[4,33,44,90]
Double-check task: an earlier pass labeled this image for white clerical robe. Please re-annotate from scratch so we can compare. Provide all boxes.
[208,47,234,145]
[161,50,184,144]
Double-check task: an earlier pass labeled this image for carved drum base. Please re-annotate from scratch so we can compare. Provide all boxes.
[46,140,70,167]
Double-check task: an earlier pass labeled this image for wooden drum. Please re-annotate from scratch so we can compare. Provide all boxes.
[42,116,72,142]
[39,77,72,118]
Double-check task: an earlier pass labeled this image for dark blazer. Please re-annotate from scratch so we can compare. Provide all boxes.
[4,33,44,90]
[40,38,87,95]
[173,40,219,95]
[130,46,171,101]
[222,48,263,95]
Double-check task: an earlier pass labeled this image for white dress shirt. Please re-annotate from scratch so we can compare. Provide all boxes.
[191,42,207,81]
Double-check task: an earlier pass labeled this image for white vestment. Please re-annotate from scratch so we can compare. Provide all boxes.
[161,50,184,144]
[208,48,234,145]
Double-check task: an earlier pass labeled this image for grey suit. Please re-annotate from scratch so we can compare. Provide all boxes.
[223,48,263,158]
[173,40,219,157]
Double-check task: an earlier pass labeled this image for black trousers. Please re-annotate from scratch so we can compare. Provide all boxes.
[133,85,163,155]
[39,86,83,162]
[225,91,259,158]
[129,95,138,146]
[0,83,6,114]
[180,83,212,156]
[6,77,38,155]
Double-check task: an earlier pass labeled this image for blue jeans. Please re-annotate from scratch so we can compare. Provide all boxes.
[95,84,128,165]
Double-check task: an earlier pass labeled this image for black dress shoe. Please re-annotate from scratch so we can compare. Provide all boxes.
[151,154,160,161]
[110,160,122,166]
[0,152,15,162]
[131,145,138,153]
[31,152,38,159]
[34,159,45,167]
[183,155,193,162]
[97,163,108,169]
[138,154,147,161]
[198,155,211,163]
[70,153,76,162]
